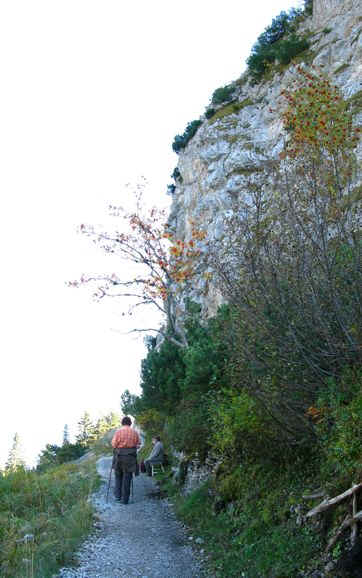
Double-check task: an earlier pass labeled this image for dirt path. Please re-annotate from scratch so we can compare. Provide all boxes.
[57,457,204,578]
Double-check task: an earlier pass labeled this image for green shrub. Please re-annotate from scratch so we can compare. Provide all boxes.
[210,389,263,458]
[304,0,313,16]
[172,119,202,153]
[247,33,309,80]
[246,9,309,80]
[136,408,166,437]
[247,44,276,80]
[171,460,320,578]
[139,336,185,415]
[257,10,293,45]
[218,466,245,502]
[167,183,176,195]
[211,84,235,106]
[167,395,214,458]
[131,305,231,459]
[276,34,309,64]
[316,368,362,480]
[37,442,86,472]
[205,107,215,119]
[235,522,317,578]
[171,167,182,182]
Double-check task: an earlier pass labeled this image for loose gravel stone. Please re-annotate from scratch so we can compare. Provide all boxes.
[57,459,205,578]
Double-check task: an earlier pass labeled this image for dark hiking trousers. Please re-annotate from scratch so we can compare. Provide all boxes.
[113,448,137,504]
[114,469,132,504]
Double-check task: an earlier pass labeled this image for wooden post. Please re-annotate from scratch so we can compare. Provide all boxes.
[305,482,362,552]
[351,486,358,545]
[306,483,362,518]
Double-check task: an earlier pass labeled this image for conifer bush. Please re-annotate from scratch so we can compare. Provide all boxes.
[304,0,313,15]
[167,183,176,195]
[211,84,235,106]
[37,441,86,471]
[129,305,231,459]
[172,119,203,153]
[205,107,215,119]
[171,167,183,182]
[276,34,310,65]
[246,9,309,80]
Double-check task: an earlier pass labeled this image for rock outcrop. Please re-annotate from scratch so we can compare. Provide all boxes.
[169,0,361,316]
[313,0,360,28]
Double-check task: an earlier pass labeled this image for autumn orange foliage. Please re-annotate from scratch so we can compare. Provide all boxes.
[280,66,360,157]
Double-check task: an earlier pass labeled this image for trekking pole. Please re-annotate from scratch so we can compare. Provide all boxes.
[106,461,113,503]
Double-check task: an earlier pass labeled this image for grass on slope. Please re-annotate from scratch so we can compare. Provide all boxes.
[0,461,100,578]
[160,459,323,578]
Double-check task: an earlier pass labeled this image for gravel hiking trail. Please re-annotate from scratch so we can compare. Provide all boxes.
[57,457,205,578]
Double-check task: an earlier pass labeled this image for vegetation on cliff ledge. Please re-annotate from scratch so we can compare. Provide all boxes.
[171,0,313,156]
[246,7,310,81]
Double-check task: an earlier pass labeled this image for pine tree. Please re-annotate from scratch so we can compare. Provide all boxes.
[94,416,108,440]
[63,424,70,445]
[76,412,96,447]
[5,433,26,472]
[37,444,59,471]
[104,411,121,429]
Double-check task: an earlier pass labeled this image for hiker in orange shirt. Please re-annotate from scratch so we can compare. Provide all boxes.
[111,416,140,505]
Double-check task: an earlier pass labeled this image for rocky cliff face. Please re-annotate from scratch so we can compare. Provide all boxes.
[313,0,360,27]
[169,0,361,316]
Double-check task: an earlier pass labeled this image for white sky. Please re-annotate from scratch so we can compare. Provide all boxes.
[0,0,303,467]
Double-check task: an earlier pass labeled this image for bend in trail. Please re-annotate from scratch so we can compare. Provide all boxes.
[58,457,205,578]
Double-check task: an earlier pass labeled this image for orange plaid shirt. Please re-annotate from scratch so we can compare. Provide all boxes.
[111,426,141,449]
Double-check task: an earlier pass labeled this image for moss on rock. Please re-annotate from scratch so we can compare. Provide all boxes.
[208,98,254,124]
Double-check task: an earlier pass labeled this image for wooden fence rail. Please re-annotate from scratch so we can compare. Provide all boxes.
[305,482,362,552]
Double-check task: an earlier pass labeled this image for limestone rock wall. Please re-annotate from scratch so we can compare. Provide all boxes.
[169,0,361,316]
[313,0,361,28]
